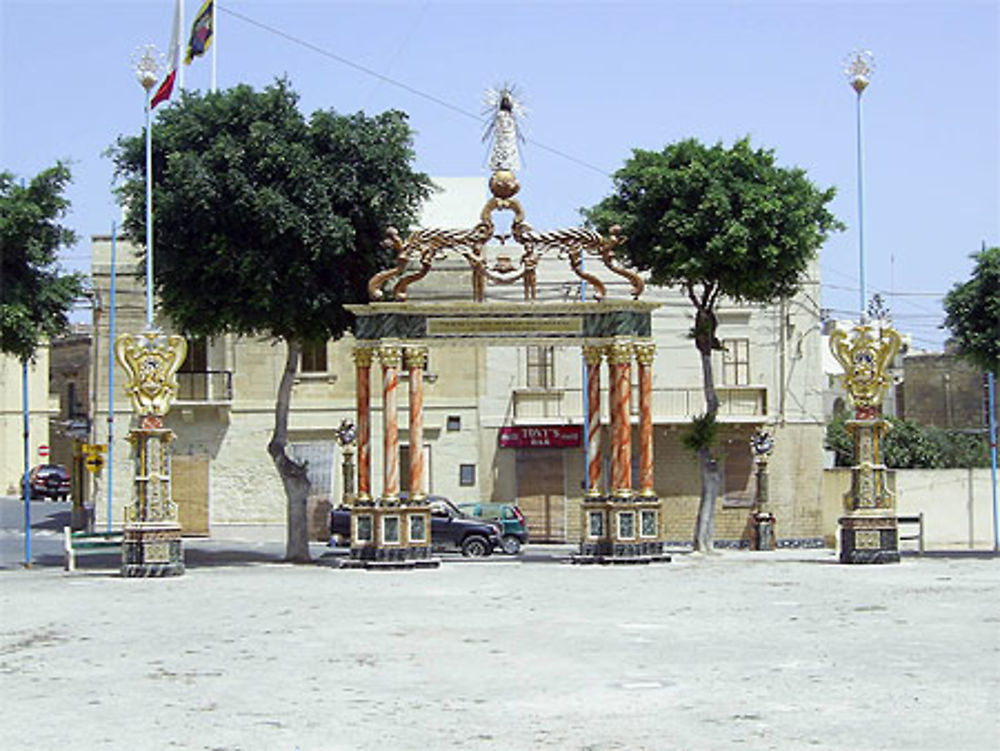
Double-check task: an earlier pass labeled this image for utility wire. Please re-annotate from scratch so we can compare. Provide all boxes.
[220,5,611,177]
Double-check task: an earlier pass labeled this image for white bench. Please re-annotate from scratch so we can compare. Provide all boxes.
[63,526,124,571]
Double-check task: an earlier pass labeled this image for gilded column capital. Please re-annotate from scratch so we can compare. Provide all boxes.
[582,345,605,366]
[633,341,656,366]
[606,339,633,366]
[378,344,403,369]
[404,345,428,370]
[352,347,375,368]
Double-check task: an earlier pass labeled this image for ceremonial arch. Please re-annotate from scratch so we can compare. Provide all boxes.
[342,160,668,567]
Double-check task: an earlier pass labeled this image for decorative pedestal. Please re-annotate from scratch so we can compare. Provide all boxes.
[840,515,899,564]
[574,497,669,564]
[343,502,439,569]
[838,416,898,564]
[829,322,902,565]
[121,422,184,577]
[114,330,188,578]
[752,511,776,551]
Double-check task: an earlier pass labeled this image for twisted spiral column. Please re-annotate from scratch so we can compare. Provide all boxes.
[583,345,604,496]
[379,345,402,503]
[607,339,633,498]
[634,342,656,497]
[353,348,374,503]
[405,346,428,502]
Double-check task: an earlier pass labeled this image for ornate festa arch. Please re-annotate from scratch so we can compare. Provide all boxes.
[341,87,668,567]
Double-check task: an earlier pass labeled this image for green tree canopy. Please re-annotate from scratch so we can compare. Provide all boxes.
[584,137,841,551]
[111,79,433,561]
[113,79,433,344]
[0,164,83,360]
[943,246,1000,376]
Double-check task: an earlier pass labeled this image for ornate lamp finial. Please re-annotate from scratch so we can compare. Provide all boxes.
[133,44,164,93]
[843,49,875,94]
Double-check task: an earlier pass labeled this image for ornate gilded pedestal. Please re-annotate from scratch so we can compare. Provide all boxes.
[830,323,901,564]
[114,330,187,577]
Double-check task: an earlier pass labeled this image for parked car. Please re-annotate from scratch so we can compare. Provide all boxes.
[330,494,501,557]
[457,501,529,554]
[23,464,71,501]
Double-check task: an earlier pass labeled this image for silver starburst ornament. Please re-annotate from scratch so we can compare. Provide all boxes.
[482,84,527,173]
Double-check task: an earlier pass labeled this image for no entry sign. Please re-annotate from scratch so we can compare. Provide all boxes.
[38,444,49,458]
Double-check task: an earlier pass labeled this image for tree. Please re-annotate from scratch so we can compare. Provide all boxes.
[112,80,432,562]
[825,413,990,469]
[585,137,841,551]
[944,246,1000,376]
[1,164,83,361]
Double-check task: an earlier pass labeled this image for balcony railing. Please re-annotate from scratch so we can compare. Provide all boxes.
[512,385,766,422]
[175,370,233,404]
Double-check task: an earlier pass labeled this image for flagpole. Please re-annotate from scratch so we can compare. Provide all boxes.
[178,0,185,92]
[212,0,218,92]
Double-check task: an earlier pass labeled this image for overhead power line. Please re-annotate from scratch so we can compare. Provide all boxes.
[220,5,611,177]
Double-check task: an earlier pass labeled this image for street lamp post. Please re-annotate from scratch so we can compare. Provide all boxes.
[844,50,874,323]
[111,46,188,577]
[133,45,161,329]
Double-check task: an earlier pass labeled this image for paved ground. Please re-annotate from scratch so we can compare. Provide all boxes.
[1,532,998,751]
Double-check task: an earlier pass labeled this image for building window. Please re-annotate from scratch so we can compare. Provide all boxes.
[300,340,328,374]
[459,463,476,486]
[526,345,555,388]
[447,415,461,432]
[722,339,749,385]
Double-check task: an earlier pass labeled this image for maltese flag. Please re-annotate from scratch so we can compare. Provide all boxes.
[151,0,182,109]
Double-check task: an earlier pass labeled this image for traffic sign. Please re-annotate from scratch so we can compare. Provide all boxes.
[82,443,107,455]
[38,444,49,458]
[85,454,105,474]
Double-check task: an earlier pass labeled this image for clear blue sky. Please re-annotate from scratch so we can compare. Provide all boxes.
[2,0,997,349]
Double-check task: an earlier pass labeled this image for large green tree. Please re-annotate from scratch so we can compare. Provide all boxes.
[943,245,1000,376]
[1,164,83,360]
[585,137,841,552]
[112,79,432,561]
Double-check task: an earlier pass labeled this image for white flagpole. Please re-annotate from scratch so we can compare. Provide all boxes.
[212,0,218,92]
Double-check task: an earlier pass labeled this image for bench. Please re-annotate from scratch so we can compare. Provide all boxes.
[64,526,124,571]
[897,513,925,555]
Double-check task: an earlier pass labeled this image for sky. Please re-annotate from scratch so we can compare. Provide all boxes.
[1,0,997,350]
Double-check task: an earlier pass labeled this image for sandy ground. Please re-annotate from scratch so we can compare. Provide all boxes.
[1,546,998,751]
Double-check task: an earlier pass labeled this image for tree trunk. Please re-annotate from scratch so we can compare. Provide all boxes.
[693,305,722,553]
[267,339,312,563]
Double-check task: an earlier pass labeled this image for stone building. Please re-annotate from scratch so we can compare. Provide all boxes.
[899,350,996,429]
[0,349,53,495]
[88,177,828,546]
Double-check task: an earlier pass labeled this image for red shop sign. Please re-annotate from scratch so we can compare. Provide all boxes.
[498,425,582,449]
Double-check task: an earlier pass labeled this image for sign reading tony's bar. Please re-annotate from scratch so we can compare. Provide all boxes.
[499,425,582,449]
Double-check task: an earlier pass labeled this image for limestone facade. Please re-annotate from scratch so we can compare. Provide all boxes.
[88,177,827,545]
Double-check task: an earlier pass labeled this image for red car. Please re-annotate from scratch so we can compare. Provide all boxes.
[25,464,71,501]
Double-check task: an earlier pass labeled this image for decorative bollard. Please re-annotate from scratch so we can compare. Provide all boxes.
[749,428,776,550]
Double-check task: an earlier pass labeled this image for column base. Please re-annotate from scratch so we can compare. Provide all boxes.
[121,523,185,577]
[839,515,899,564]
[575,497,669,564]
